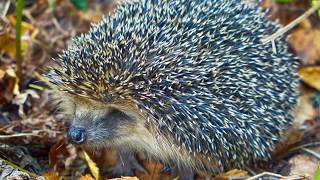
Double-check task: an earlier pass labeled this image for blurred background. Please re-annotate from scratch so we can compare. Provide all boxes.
[0,0,319,179]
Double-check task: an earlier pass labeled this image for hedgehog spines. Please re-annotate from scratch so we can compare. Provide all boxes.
[48,0,299,172]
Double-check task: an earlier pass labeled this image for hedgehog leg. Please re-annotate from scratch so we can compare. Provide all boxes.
[108,149,147,177]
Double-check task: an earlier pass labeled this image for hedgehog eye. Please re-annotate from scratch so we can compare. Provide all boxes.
[106,109,130,122]
[72,102,77,116]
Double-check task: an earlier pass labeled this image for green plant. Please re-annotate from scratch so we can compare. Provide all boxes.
[16,0,24,78]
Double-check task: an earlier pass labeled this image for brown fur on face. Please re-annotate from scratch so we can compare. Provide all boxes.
[52,90,218,173]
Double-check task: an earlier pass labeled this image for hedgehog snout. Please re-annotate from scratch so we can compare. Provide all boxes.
[67,126,87,144]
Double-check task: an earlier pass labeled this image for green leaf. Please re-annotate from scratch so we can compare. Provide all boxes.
[312,0,320,17]
[274,0,294,3]
[28,84,44,91]
[70,0,88,10]
[314,164,320,180]
[16,0,24,77]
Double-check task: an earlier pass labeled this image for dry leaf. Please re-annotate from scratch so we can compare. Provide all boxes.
[0,33,28,58]
[108,177,139,180]
[294,94,315,127]
[298,66,320,90]
[5,66,20,95]
[0,69,5,80]
[77,10,103,23]
[5,66,16,77]
[49,139,68,170]
[41,171,63,180]
[79,174,95,180]
[289,154,318,179]
[12,89,39,106]
[289,22,320,65]
[214,169,248,179]
[274,130,304,157]
[8,15,38,37]
[136,161,162,180]
[80,151,100,180]
[0,15,38,59]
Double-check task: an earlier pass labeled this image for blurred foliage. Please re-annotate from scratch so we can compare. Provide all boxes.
[274,0,294,3]
[71,0,89,10]
[312,0,320,16]
[312,92,320,108]
[274,0,320,16]
[314,165,320,180]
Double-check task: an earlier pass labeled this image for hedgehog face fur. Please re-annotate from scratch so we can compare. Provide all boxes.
[47,0,299,173]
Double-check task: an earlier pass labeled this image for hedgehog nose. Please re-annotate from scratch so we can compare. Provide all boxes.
[67,126,86,144]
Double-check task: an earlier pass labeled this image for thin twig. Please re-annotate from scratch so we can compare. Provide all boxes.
[261,2,320,44]
[0,133,40,139]
[0,0,11,17]
[289,141,320,152]
[300,148,320,160]
[247,172,303,180]
[244,166,256,176]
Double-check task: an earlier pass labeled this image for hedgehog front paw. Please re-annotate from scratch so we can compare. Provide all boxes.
[108,149,147,177]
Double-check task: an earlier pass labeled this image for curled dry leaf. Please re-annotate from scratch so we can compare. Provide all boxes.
[79,174,95,180]
[41,171,62,180]
[298,66,320,90]
[49,139,68,170]
[0,15,38,59]
[136,161,163,180]
[294,94,316,128]
[0,69,5,79]
[80,151,100,180]
[289,21,320,65]
[5,66,20,95]
[214,169,248,179]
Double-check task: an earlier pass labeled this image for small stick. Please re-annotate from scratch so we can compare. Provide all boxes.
[0,0,10,17]
[247,172,303,180]
[0,133,40,138]
[261,2,320,44]
[300,147,320,160]
[289,141,320,152]
[0,130,53,139]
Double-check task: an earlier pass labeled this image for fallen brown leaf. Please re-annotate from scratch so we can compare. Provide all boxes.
[5,66,20,95]
[0,69,5,79]
[49,139,68,170]
[79,174,95,180]
[298,66,320,90]
[41,171,62,180]
[80,151,100,180]
[289,20,320,65]
[214,169,248,179]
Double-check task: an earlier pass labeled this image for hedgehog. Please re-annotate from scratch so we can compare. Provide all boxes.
[45,0,299,178]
